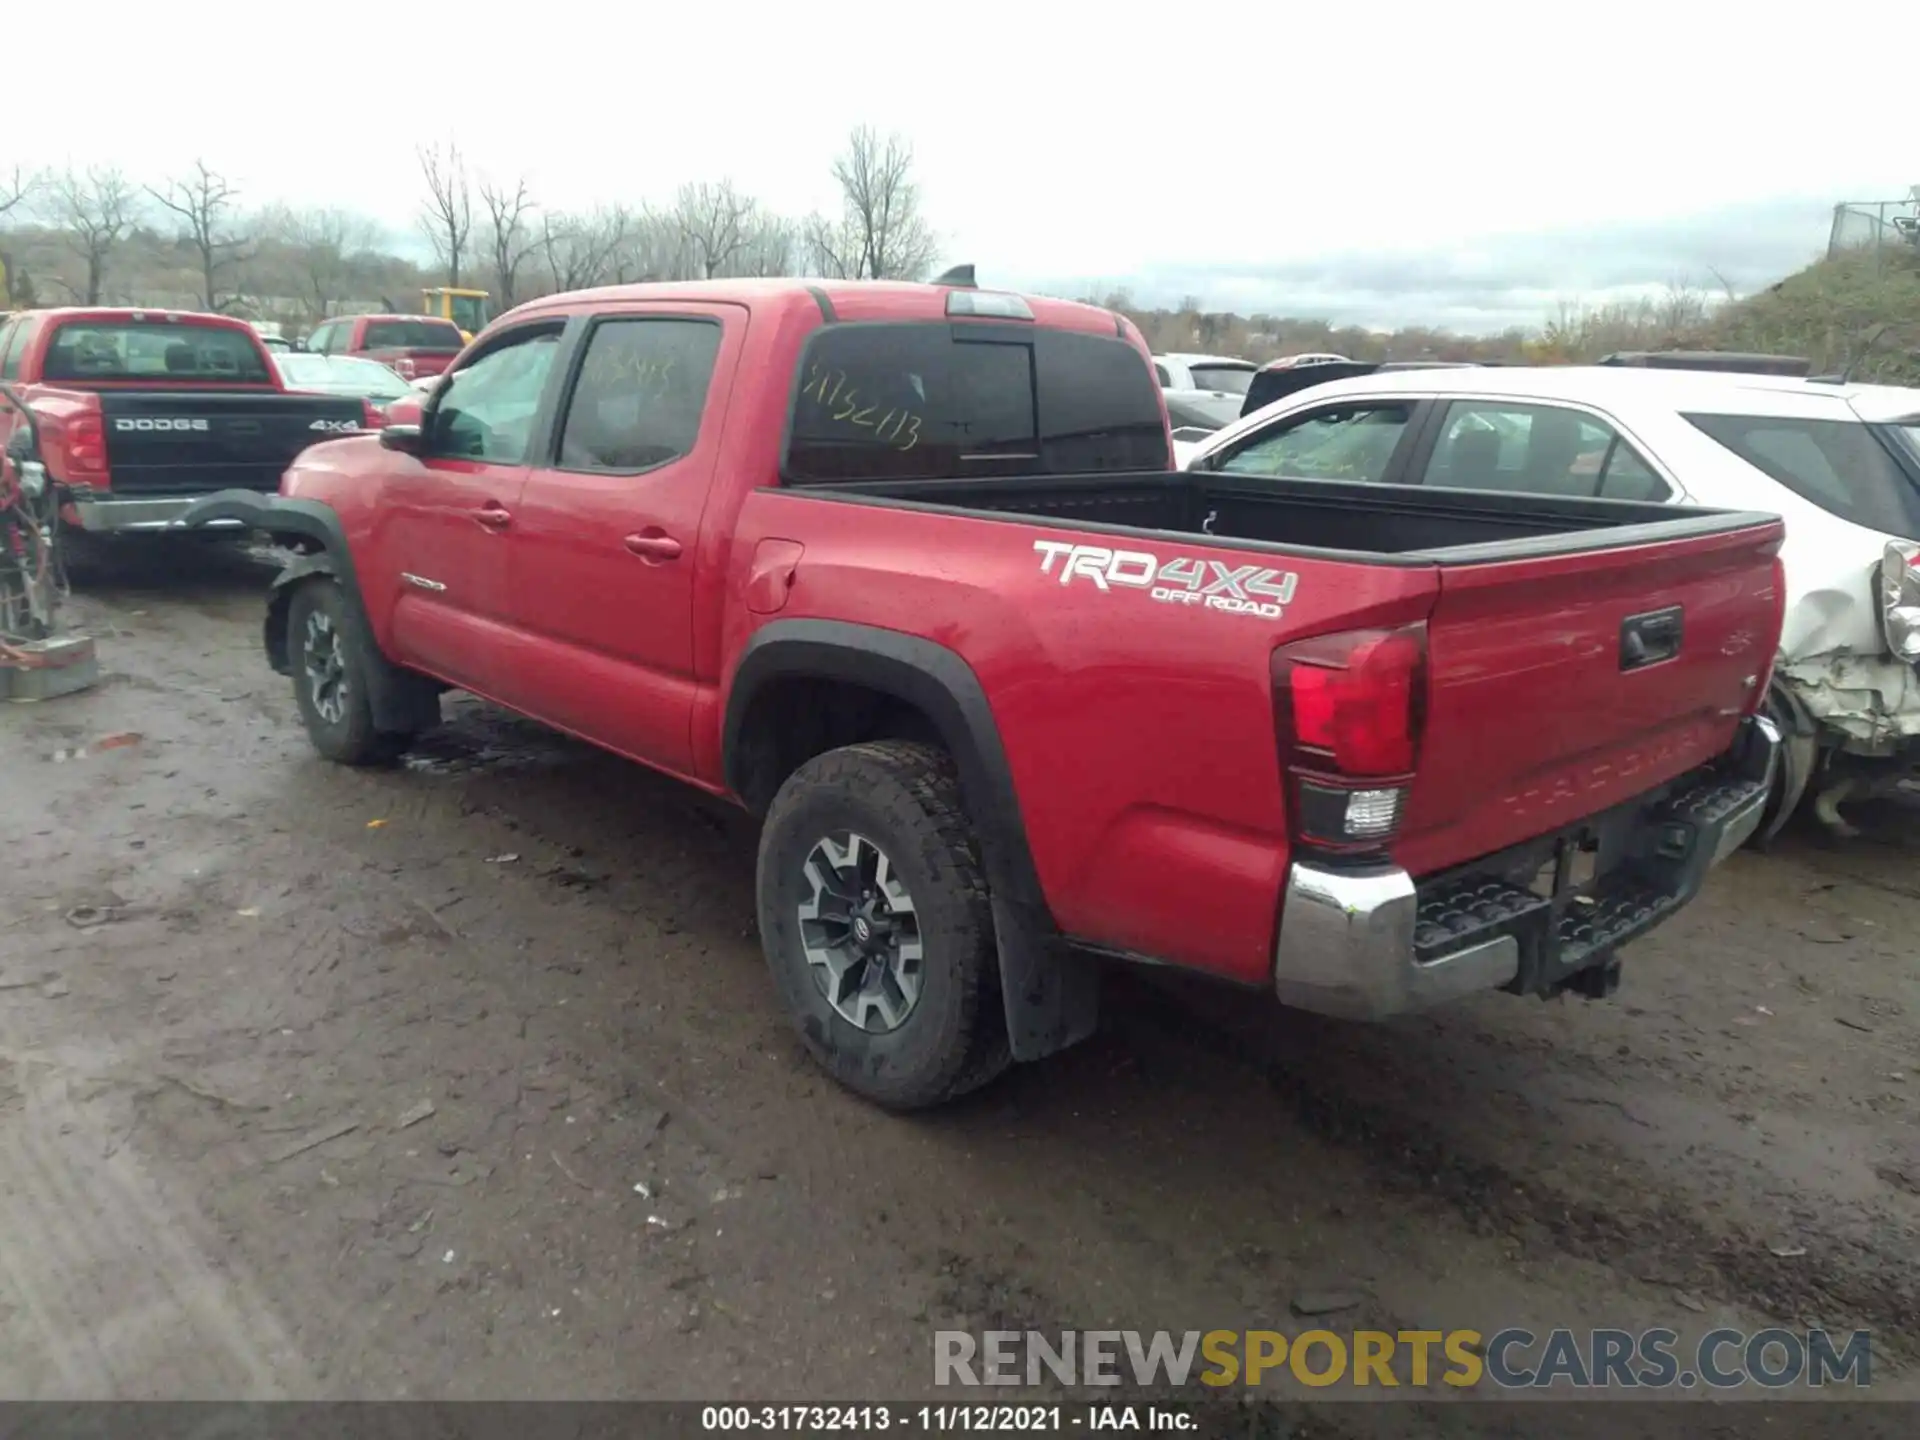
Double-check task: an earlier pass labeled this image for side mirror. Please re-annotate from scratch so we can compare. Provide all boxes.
[379,423,425,454]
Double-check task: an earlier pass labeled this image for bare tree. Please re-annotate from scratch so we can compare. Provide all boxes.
[48,165,136,304]
[807,126,938,281]
[269,205,381,321]
[417,140,473,286]
[1655,277,1711,338]
[0,164,38,220]
[537,205,635,293]
[0,166,42,307]
[672,180,758,279]
[479,174,537,307]
[740,213,798,278]
[623,207,692,282]
[146,160,251,311]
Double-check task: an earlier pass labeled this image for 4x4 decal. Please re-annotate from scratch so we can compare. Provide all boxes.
[1032,540,1296,619]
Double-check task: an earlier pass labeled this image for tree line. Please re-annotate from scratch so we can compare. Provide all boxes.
[4,136,1803,371]
[0,125,940,328]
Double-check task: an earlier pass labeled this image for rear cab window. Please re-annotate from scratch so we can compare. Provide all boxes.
[783,323,1169,483]
[362,319,464,351]
[1686,412,1920,536]
[40,321,271,383]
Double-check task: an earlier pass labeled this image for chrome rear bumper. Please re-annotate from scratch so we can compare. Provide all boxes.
[1271,715,1780,1021]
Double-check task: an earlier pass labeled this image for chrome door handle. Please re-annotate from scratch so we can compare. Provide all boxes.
[474,504,512,530]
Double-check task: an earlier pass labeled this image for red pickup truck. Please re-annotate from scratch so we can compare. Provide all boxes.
[303,314,465,382]
[0,308,373,534]
[182,276,1787,1110]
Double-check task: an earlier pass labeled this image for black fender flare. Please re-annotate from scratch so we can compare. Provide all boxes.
[183,490,439,737]
[723,620,1098,1062]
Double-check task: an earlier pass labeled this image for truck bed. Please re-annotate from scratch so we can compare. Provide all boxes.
[757,464,1785,972]
[802,470,1776,563]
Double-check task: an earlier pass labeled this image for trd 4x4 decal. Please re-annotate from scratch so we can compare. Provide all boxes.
[1032,540,1297,619]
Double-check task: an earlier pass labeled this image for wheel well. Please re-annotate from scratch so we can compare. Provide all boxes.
[262,537,330,675]
[731,676,946,815]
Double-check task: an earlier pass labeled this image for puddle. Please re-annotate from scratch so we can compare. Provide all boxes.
[402,713,577,777]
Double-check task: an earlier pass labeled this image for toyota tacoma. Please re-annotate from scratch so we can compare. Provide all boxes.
[182,274,1788,1110]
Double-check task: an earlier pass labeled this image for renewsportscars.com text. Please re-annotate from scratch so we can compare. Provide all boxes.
[934,1327,1872,1391]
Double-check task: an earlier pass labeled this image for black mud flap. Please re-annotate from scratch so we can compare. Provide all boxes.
[993,894,1099,1061]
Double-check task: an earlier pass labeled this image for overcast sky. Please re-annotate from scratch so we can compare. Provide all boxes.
[10,0,1917,332]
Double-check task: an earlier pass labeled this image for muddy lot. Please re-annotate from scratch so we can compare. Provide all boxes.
[2,543,1917,1430]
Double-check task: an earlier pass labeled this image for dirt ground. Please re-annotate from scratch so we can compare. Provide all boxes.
[2,542,1918,1431]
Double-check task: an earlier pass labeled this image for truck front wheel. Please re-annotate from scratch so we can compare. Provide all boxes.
[286,579,410,766]
[756,740,1012,1110]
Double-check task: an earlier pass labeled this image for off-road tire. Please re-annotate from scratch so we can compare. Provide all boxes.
[757,740,1012,1110]
[286,579,409,766]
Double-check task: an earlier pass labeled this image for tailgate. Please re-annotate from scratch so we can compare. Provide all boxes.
[1395,517,1786,875]
[99,390,366,495]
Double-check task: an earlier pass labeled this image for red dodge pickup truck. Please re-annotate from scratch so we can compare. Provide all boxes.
[0,308,373,534]
[183,276,1787,1110]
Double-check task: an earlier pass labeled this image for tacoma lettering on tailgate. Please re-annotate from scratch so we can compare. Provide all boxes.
[1033,540,1297,620]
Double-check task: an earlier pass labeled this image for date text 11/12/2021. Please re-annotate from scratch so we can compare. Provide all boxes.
[700,1404,1194,1431]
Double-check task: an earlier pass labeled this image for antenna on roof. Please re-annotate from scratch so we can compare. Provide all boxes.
[933,264,976,289]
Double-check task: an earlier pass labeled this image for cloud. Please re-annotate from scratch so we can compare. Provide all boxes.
[1029,197,1840,334]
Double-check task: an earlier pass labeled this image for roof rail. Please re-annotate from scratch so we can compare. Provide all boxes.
[1598,350,1811,377]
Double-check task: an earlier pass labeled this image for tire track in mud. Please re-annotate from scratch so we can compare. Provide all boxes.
[1111,979,1920,1355]
[0,1059,314,1397]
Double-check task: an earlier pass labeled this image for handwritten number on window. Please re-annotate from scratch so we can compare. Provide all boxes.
[801,362,921,453]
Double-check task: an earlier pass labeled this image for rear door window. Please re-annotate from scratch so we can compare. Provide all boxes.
[1214,402,1416,483]
[783,323,1169,483]
[556,317,723,472]
[1421,400,1670,500]
[1686,412,1920,536]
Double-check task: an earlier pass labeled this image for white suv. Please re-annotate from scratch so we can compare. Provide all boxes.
[1151,353,1259,397]
[1183,363,1920,840]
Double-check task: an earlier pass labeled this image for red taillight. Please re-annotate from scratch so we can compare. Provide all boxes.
[1274,626,1424,777]
[361,399,388,430]
[66,412,108,477]
[1273,624,1426,855]
[394,356,417,379]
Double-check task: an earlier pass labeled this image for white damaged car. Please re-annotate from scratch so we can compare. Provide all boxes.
[1181,357,1920,840]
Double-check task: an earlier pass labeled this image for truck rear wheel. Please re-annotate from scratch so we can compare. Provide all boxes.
[756,740,1011,1110]
[286,579,410,766]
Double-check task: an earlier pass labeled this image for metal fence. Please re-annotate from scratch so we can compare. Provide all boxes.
[1829,198,1920,259]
